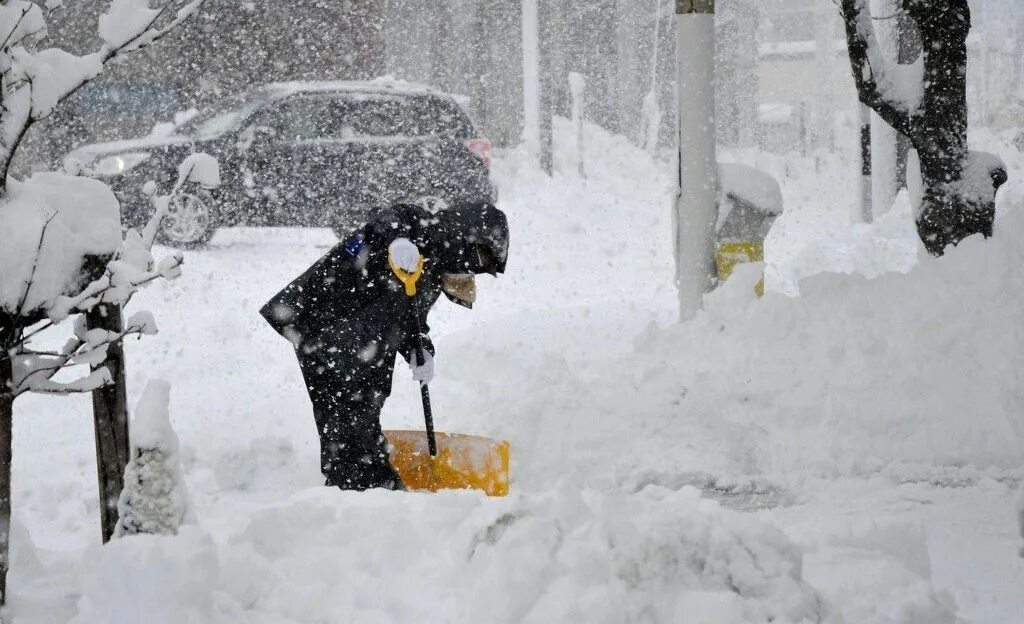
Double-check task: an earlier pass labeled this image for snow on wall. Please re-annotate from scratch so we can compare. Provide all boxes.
[0,172,121,315]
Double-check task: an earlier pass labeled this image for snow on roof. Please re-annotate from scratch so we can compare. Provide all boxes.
[259,77,454,100]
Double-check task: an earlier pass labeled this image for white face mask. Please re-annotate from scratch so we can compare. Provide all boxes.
[442,274,476,308]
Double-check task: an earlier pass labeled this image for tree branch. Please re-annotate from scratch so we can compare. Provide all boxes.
[838,0,913,137]
[8,211,55,330]
[0,0,206,193]
[12,317,150,397]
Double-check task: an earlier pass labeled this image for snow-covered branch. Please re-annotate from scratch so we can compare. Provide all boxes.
[0,0,205,187]
[0,153,207,400]
[837,0,914,136]
[11,310,157,397]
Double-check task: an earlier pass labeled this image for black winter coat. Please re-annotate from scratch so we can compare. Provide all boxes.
[260,204,448,361]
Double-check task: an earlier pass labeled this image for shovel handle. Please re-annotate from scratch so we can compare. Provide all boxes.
[412,305,438,458]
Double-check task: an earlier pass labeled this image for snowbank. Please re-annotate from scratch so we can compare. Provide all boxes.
[66,485,822,623]
[608,205,1024,475]
[0,173,121,315]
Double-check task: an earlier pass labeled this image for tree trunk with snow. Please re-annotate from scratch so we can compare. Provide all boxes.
[839,0,1008,255]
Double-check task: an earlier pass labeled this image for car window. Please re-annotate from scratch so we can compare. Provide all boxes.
[179,94,267,140]
[254,93,475,143]
[331,95,474,140]
[264,96,337,142]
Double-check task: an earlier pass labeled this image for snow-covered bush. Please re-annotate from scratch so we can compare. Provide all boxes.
[115,380,189,537]
[2,172,183,396]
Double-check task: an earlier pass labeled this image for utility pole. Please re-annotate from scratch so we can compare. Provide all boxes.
[522,0,552,174]
[675,0,718,321]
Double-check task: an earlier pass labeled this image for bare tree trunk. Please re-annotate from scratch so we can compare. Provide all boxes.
[859,104,872,222]
[86,304,130,543]
[0,346,13,605]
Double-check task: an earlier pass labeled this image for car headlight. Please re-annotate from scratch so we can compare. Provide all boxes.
[88,152,151,176]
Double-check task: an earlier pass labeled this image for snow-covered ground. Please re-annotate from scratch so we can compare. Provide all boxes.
[7,121,1024,622]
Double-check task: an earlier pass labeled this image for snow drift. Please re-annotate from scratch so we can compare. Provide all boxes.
[69,484,823,624]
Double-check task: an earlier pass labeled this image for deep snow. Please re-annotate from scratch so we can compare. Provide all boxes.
[5,120,1024,622]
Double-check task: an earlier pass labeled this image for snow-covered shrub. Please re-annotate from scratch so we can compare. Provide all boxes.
[2,173,182,396]
[114,380,189,537]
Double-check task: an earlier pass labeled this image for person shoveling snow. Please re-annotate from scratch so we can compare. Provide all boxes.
[260,202,509,491]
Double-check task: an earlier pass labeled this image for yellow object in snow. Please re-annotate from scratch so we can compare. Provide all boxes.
[384,430,510,497]
[716,241,765,297]
[388,251,425,296]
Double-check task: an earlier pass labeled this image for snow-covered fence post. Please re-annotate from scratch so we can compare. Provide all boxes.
[569,72,586,178]
[674,0,718,321]
[86,303,130,543]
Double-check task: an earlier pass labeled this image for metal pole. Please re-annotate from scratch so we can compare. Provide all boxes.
[674,0,718,321]
[87,303,130,543]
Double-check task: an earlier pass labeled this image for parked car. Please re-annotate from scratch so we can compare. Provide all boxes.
[65,80,496,248]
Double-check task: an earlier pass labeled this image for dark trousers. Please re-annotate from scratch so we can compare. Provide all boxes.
[295,321,403,491]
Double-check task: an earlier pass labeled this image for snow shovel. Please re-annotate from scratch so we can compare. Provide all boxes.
[383,250,510,497]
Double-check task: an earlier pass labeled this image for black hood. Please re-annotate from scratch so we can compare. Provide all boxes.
[436,203,509,275]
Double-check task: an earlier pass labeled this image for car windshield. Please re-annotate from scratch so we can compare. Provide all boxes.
[177,93,267,140]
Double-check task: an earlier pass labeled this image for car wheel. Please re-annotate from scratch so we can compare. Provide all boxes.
[157,189,217,249]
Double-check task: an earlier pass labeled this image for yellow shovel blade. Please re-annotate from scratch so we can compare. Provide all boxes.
[384,430,510,496]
